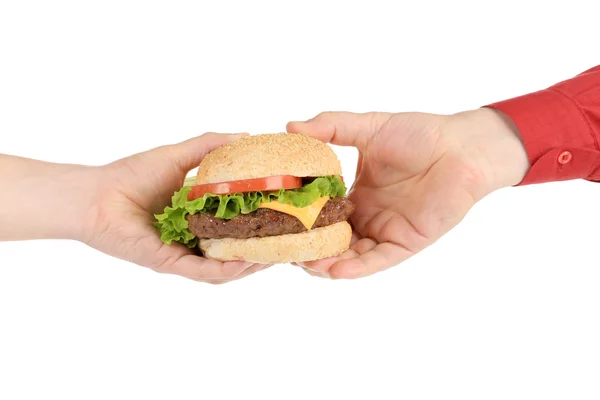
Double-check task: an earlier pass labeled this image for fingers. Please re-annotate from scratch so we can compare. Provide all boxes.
[152,252,254,281]
[155,241,408,282]
[207,263,274,285]
[296,240,413,280]
[146,238,253,281]
[286,111,392,149]
[300,267,328,278]
[136,222,267,284]
[329,242,412,279]
[167,132,249,173]
[355,150,364,180]
[148,236,275,283]
[294,231,362,277]
[296,248,358,276]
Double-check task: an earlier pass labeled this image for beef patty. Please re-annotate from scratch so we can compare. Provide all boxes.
[187,197,355,239]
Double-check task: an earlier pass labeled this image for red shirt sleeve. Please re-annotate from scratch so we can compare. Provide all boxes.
[487,65,600,185]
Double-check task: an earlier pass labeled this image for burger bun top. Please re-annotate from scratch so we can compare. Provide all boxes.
[196,133,342,184]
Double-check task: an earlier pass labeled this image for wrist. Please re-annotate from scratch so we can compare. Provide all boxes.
[448,108,530,193]
[0,156,101,241]
[44,164,103,241]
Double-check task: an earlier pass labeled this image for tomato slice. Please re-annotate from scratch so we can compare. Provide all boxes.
[187,175,303,200]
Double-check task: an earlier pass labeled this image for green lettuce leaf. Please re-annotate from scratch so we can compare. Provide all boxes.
[153,175,346,247]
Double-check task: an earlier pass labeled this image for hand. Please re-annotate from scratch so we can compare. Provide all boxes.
[287,108,529,279]
[82,133,270,284]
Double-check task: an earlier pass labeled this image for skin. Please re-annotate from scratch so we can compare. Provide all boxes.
[0,133,270,284]
[0,109,528,283]
[287,108,529,279]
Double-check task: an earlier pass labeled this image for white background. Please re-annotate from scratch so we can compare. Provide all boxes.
[1,1,599,399]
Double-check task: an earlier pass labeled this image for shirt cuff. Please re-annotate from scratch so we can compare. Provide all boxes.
[487,88,600,185]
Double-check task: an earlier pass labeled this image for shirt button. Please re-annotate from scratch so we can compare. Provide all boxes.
[558,151,572,164]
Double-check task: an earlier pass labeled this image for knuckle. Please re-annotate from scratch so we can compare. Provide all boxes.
[315,111,334,121]
[200,131,217,139]
[148,254,178,274]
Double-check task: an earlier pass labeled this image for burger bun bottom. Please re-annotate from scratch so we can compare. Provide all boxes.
[198,221,352,264]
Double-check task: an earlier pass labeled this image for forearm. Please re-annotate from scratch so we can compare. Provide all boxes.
[0,154,96,241]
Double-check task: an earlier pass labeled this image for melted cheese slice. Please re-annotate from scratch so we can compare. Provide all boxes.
[258,196,329,230]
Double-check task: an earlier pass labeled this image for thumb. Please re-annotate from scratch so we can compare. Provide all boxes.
[166,132,249,173]
[286,111,392,149]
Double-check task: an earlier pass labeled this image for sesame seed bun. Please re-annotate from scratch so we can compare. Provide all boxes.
[198,221,352,263]
[196,133,342,184]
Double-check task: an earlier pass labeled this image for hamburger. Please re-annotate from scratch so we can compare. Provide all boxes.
[154,133,355,263]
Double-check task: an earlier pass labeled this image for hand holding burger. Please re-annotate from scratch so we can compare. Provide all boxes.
[0,133,271,284]
[287,110,528,279]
